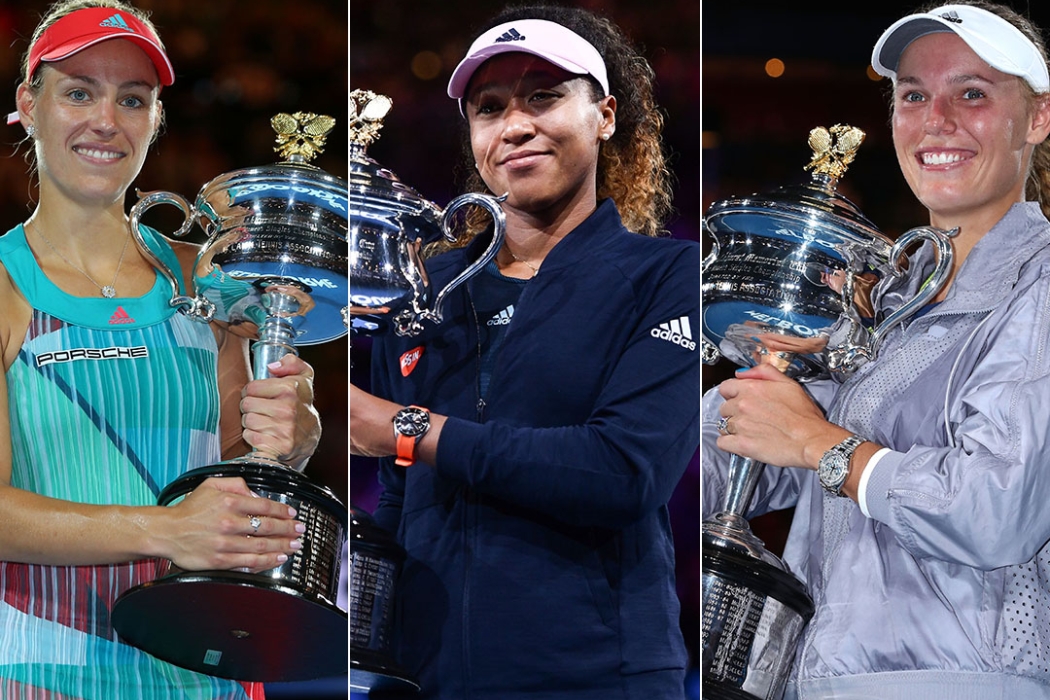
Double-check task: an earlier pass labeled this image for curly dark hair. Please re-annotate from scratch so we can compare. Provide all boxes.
[448,3,673,245]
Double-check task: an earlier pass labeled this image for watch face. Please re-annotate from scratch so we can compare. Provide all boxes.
[827,459,847,482]
[394,407,430,437]
[819,436,862,495]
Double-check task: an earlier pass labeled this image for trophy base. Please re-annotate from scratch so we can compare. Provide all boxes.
[349,648,419,692]
[112,462,349,681]
[702,678,770,700]
[702,544,813,700]
[112,570,347,682]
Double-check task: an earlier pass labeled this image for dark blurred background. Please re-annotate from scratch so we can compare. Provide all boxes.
[0,2,347,698]
[0,1,348,497]
[703,0,1050,608]
[349,0,701,696]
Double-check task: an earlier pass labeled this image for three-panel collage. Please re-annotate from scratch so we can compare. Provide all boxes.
[24,0,1050,699]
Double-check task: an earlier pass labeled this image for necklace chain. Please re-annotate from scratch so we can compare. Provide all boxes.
[507,249,541,278]
[27,219,130,298]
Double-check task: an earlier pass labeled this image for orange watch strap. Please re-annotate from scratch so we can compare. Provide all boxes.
[394,405,428,467]
[395,431,417,467]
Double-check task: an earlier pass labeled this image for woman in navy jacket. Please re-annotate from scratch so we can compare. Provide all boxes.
[350,5,700,698]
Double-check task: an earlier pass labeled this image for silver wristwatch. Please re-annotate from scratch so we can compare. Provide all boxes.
[818,434,865,496]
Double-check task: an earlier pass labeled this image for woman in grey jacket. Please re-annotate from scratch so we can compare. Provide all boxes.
[704,2,1050,698]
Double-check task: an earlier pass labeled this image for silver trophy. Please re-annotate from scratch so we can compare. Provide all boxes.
[111,112,349,683]
[701,125,954,699]
[348,89,506,337]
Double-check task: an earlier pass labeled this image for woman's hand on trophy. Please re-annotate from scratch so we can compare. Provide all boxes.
[716,364,851,470]
[240,354,321,471]
[149,476,305,573]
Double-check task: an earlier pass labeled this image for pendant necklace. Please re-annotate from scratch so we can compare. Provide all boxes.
[27,219,130,298]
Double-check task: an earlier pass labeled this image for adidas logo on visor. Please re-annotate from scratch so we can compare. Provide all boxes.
[651,316,697,351]
[495,28,526,43]
[99,13,134,32]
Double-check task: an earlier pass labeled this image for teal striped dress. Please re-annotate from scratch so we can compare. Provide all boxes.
[0,224,262,699]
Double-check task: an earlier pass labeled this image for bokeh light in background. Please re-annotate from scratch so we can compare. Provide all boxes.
[0,2,347,697]
[703,0,1050,601]
[0,1,348,504]
[350,0,700,693]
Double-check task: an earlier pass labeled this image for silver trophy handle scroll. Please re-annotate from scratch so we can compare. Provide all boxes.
[393,192,507,336]
[825,225,958,373]
[128,189,216,322]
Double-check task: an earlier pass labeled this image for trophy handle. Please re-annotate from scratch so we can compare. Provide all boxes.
[828,225,955,372]
[129,190,215,321]
[701,219,723,365]
[868,225,956,354]
[702,218,719,274]
[394,192,508,335]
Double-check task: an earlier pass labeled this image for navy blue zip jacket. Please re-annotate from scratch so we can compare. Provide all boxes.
[370,200,700,699]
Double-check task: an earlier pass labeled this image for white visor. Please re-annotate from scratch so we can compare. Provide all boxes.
[447,19,609,114]
[872,4,1049,92]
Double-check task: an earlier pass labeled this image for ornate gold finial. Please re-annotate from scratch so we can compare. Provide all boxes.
[348,89,393,150]
[804,124,866,179]
[271,111,336,163]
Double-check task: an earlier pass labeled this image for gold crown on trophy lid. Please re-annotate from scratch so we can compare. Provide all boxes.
[348,89,393,150]
[271,111,337,163]
[804,124,865,180]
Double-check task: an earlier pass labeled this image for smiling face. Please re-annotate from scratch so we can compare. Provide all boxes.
[891,32,1050,230]
[17,39,162,210]
[464,52,615,226]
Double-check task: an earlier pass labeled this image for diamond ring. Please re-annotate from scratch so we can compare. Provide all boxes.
[249,515,262,534]
[717,416,731,436]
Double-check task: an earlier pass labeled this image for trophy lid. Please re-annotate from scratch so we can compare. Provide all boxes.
[347,89,444,227]
[197,111,348,210]
[189,111,349,346]
[705,124,891,255]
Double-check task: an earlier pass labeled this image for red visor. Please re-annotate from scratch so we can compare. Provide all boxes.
[28,7,174,88]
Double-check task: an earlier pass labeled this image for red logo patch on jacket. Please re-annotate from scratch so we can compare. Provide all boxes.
[400,346,424,377]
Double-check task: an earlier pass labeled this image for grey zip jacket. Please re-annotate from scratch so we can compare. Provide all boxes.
[703,203,1050,699]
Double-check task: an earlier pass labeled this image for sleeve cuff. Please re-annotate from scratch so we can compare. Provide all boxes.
[858,447,892,518]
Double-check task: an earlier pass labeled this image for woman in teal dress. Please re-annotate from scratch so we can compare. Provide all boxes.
[0,1,323,698]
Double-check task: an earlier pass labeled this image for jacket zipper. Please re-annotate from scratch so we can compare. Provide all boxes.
[461,290,484,697]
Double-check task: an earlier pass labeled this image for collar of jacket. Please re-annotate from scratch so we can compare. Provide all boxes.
[919,202,1050,314]
[463,198,627,271]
